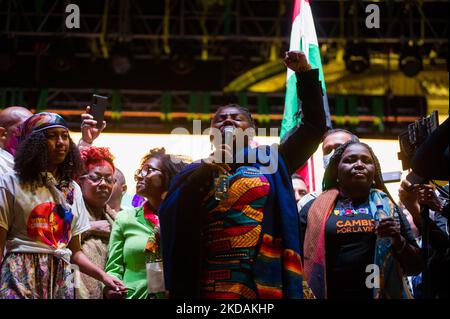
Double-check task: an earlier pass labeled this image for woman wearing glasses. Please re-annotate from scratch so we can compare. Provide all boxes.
[77,146,120,299]
[104,148,187,299]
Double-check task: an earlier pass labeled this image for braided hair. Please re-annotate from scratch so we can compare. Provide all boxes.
[322,140,396,204]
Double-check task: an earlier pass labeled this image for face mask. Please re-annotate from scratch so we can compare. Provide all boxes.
[323,149,335,169]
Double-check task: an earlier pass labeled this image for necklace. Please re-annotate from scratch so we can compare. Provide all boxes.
[333,198,370,217]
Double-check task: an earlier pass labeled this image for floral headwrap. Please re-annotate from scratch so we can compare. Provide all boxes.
[19,112,68,140]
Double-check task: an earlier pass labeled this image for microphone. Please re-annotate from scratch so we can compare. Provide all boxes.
[223,126,234,163]
[213,126,234,200]
[224,126,234,147]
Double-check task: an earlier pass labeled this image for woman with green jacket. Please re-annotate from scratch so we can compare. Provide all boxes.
[104,148,187,299]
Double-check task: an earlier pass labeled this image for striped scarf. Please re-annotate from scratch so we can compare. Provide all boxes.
[303,188,413,299]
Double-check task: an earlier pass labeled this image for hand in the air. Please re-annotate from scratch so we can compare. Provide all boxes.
[283,51,311,73]
[81,106,106,144]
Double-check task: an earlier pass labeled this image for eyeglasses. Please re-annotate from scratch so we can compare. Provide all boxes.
[80,174,116,185]
[134,166,162,181]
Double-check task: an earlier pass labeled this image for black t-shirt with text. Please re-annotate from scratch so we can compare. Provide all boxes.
[324,198,376,299]
[299,195,418,299]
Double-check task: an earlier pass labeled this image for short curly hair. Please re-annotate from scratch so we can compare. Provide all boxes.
[139,147,188,190]
[80,146,115,174]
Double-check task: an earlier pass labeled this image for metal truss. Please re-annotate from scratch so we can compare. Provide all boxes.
[1,0,448,57]
[0,86,426,138]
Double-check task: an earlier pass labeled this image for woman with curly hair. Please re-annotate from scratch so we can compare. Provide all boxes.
[77,146,119,299]
[0,112,125,299]
[299,140,422,299]
[104,148,187,299]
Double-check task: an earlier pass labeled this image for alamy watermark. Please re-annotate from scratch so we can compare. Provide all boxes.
[64,3,380,30]
[365,4,380,29]
[365,264,380,289]
[65,4,80,29]
[169,120,280,174]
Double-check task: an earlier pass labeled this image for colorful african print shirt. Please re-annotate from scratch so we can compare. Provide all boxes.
[200,165,270,299]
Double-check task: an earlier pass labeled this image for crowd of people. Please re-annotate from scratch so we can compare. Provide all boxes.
[0,51,448,299]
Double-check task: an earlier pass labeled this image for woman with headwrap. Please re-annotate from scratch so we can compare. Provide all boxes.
[0,112,126,299]
[299,141,422,299]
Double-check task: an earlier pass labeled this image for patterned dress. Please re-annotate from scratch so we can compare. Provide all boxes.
[0,172,90,299]
[199,166,270,298]
[0,253,74,299]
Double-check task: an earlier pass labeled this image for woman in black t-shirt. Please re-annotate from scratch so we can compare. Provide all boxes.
[299,141,422,299]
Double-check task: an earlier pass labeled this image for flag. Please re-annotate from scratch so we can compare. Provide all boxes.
[281,0,331,192]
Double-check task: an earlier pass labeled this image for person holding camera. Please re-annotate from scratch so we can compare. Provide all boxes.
[399,180,449,298]
[411,117,449,182]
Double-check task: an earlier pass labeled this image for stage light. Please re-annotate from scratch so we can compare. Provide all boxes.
[429,49,438,66]
[49,38,74,72]
[48,37,76,72]
[111,45,133,75]
[228,55,248,76]
[344,42,370,74]
[169,52,195,75]
[111,54,132,75]
[399,44,422,77]
[53,55,72,72]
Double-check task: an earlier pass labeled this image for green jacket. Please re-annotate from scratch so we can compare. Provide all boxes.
[105,206,156,299]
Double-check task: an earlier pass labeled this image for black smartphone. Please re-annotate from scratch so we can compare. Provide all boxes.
[91,94,108,129]
[382,171,402,183]
[405,171,427,188]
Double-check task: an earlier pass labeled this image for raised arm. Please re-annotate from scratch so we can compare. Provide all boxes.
[279,51,327,175]
[78,106,107,150]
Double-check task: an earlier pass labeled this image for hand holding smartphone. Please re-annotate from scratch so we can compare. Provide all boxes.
[405,171,427,190]
[91,94,108,129]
